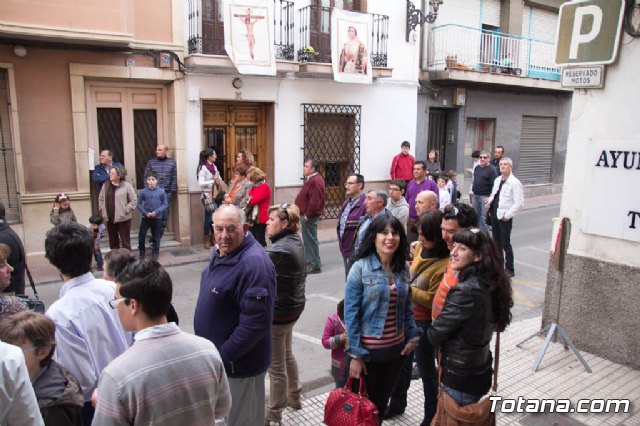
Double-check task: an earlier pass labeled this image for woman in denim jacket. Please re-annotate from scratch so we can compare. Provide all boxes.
[345,215,420,423]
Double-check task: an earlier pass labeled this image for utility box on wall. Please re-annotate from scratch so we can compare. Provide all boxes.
[454,88,466,106]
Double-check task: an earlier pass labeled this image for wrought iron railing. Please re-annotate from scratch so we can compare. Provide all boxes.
[427,24,560,81]
[297,5,388,67]
[188,0,295,60]
[303,104,361,220]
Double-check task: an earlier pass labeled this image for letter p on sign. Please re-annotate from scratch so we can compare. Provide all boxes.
[555,0,625,66]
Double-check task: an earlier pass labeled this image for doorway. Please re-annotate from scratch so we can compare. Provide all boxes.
[202,102,267,182]
[428,109,447,168]
[88,84,167,231]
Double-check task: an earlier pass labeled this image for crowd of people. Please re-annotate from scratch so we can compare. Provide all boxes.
[1,141,524,426]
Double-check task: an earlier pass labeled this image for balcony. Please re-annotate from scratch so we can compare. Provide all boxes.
[425,24,566,91]
[297,5,390,78]
[186,0,298,74]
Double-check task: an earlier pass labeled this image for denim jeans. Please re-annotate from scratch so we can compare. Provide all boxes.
[441,384,482,406]
[301,215,321,270]
[472,194,489,232]
[491,216,514,272]
[139,218,162,260]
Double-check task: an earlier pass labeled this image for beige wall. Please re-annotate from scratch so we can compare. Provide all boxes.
[1,0,176,46]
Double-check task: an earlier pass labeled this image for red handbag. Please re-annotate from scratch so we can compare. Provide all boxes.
[324,377,379,426]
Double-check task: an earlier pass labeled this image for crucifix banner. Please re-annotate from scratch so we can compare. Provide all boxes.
[224,0,276,76]
[331,9,373,84]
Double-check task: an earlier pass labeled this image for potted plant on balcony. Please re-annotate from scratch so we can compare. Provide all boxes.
[299,46,320,63]
[445,54,458,69]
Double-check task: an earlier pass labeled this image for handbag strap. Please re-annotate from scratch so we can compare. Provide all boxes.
[343,375,370,397]
[3,227,38,298]
[437,331,501,392]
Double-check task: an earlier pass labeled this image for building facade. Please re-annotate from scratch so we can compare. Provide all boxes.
[0,0,186,265]
[417,0,572,197]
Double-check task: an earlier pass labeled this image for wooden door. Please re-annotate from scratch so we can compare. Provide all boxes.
[202,102,266,182]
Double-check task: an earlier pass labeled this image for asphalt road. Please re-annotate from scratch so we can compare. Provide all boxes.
[36,204,559,393]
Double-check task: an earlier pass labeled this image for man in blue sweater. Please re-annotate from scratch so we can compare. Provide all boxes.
[194,205,276,426]
[137,172,168,261]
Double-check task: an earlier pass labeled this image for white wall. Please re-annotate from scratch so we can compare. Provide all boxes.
[185,75,418,190]
[184,0,421,191]
[559,33,640,267]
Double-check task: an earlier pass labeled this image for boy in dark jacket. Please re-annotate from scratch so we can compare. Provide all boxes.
[137,172,168,261]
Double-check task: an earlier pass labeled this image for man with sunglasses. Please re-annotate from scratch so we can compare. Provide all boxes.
[471,152,498,232]
[44,222,131,425]
[295,159,325,274]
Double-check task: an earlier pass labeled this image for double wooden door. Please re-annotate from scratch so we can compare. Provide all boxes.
[202,102,266,182]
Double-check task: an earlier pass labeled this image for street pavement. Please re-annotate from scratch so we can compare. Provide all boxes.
[29,192,640,424]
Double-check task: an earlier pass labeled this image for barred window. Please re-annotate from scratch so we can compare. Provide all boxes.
[303,104,361,219]
[0,69,20,223]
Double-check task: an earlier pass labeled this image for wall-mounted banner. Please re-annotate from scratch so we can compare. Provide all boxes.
[223,0,276,76]
[582,138,640,242]
[331,9,372,84]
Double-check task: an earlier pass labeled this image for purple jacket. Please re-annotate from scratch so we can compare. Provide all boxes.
[336,193,367,257]
[405,179,440,219]
[194,232,276,378]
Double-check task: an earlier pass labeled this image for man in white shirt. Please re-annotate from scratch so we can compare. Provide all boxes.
[45,222,131,425]
[0,341,44,426]
[486,157,524,277]
[93,260,231,425]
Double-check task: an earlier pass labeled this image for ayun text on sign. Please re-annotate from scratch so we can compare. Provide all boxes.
[582,138,640,243]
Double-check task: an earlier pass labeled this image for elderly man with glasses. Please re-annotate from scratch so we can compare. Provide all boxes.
[470,151,498,233]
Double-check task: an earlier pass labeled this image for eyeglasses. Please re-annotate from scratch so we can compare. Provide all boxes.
[109,297,129,309]
[388,187,401,192]
[345,181,357,186]
[479,156,489,159]
[279,203,290,221]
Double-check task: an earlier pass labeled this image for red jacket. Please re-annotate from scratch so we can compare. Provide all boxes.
[249,182,271,224]
[390,152,415,180]
[295,173,325,218]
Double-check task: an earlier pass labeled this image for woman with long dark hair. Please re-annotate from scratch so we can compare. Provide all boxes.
[197,148,226,249]
[427,228,513,406]
[345,215,420,424]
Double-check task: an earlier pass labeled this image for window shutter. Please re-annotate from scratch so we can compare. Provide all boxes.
[518,116,556,185]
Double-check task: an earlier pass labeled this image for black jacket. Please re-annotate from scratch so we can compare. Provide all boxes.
[265,231,306,323]
[427,265,495,395]
[0,220,26,294]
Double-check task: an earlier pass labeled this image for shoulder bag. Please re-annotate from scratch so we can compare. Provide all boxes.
[17,265,45,314]
[431,333,500,426]
[201,192,216,213]
[324,377,378,426]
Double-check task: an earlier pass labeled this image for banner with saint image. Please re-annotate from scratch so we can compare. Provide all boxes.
[223,0,276,76]
[331,9,373,84]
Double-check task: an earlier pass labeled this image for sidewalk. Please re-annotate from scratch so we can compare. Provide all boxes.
[282,315,640,425]
[27,192,561,286]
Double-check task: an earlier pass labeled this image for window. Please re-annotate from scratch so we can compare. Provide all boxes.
[0,69,20,223]
[303,104,361,219]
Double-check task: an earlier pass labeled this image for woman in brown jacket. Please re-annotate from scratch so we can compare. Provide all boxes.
[98,165,137,250]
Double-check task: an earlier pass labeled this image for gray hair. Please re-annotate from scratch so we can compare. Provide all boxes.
[373,190,388,206]
[499,157,513,166]
[214,205,246,227]
[110,165,127,180]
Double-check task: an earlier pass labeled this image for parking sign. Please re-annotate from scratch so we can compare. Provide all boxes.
[555,0,625,66]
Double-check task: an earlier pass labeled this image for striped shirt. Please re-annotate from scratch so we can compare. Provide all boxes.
[362,283,405,350]
[431,261,460,321]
